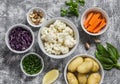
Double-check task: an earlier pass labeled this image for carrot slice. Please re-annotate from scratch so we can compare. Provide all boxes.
[84,12,94,28]
[87,19,102,32]
[89,13,101,25]
[86,26,94,32]
[93,19,106,33]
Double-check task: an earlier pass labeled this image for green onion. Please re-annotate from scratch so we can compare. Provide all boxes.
[22,54,42,75]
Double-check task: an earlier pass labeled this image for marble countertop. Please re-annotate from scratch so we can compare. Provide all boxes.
[0,0,120,84]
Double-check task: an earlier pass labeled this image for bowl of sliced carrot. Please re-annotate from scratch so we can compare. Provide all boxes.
[81,7,109,36]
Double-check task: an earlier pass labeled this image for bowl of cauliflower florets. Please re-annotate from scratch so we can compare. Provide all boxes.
[38,17,79,59]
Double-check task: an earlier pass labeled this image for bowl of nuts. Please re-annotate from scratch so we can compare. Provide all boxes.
[27,7,46,27]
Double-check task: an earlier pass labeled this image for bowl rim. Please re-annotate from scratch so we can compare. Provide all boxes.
[64,54,104,84]
[81,7,109,36]
[20,52,44,76]
[38,17,79,59]
[27,7,47,28]
[5,24,35,53]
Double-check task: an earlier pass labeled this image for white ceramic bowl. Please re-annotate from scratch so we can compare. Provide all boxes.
[38,17,79,59]
[20,52,44,76]
[5,24,34,53]
[64,54,104,84]
[27,7,46,28]
[81,7,109,36]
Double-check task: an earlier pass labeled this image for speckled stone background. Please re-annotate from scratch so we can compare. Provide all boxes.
[0,0,120,84]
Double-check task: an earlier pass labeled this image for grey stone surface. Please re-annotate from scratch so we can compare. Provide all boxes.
[0,0,120,84]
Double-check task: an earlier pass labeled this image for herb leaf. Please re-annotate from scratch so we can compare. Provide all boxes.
[102,63,113,70]
[96,44,110,57]
[107,43,120,60]
[95,51,114,65]
[78,0,85,6]
[61,8,68,16]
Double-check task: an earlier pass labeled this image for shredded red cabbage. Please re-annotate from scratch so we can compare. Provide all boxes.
[9,27,33,51]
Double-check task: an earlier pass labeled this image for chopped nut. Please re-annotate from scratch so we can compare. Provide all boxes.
[94,39,101,43]
[85,42,90,50]
[29,9,44,25]
[29,14,35,18]
[38,11,43,17]
[33,9,37,14]
[34,14,39,19]
[40,18,45,23]
[31,18,37,22]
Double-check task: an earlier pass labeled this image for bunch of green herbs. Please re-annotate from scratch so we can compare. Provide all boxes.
[61,0,85,17]
[95,43,120,70]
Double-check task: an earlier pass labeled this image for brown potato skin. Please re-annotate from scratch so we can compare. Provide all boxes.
[77,73,87,84]
[85,58,100,72]
[87,73,101,84]
[77,61,93,74]
[67,72,79,84]
[68,57,83,72]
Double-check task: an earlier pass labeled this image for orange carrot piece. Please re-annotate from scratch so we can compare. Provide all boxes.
[84,12,94,28]
[93,19,106,33]
[89,13,101,25]
[87,19,102,32]
[86,26,94,32]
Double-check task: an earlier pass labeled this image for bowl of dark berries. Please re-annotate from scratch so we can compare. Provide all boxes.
[5,24,34,53]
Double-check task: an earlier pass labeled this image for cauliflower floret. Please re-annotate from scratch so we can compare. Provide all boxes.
[53,43,61,51]
[64,36,76,48]
[62,26,74,36]
[41,27,50,35]
[41,27,57,43]
[41,32,57,43]
[54,20,66,32]
[52,43,61,55]
[57,33,68,44]
[44,42,53,54]
[50,24,58,33]
[60,46,69,54]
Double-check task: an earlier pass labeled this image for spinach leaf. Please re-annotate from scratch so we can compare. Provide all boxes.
[107,43,120,60]
[102,63,113,70]
[96,44,110,57]
[95,51,114,65]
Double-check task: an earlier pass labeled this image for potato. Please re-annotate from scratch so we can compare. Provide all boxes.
[77,61,93,74]
[85,58,100,72]
[68,57,83,72]
[67,72,78,84]
[87,73,101,84]
[77,73,87,84]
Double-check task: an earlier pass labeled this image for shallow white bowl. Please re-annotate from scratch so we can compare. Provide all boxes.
[20,52,44,76]
[5,24,34,53]
[81,7,109,36]
[38,17,79,59]
[64,54,104,84]
[27,7,46,28]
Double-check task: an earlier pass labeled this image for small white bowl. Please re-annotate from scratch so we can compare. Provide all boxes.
[64,54,104,84]
[38,17,79,59]
[5,24,34,53]
[20,52,44,76]
[27,7,46,28]
[81,7,109,36]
